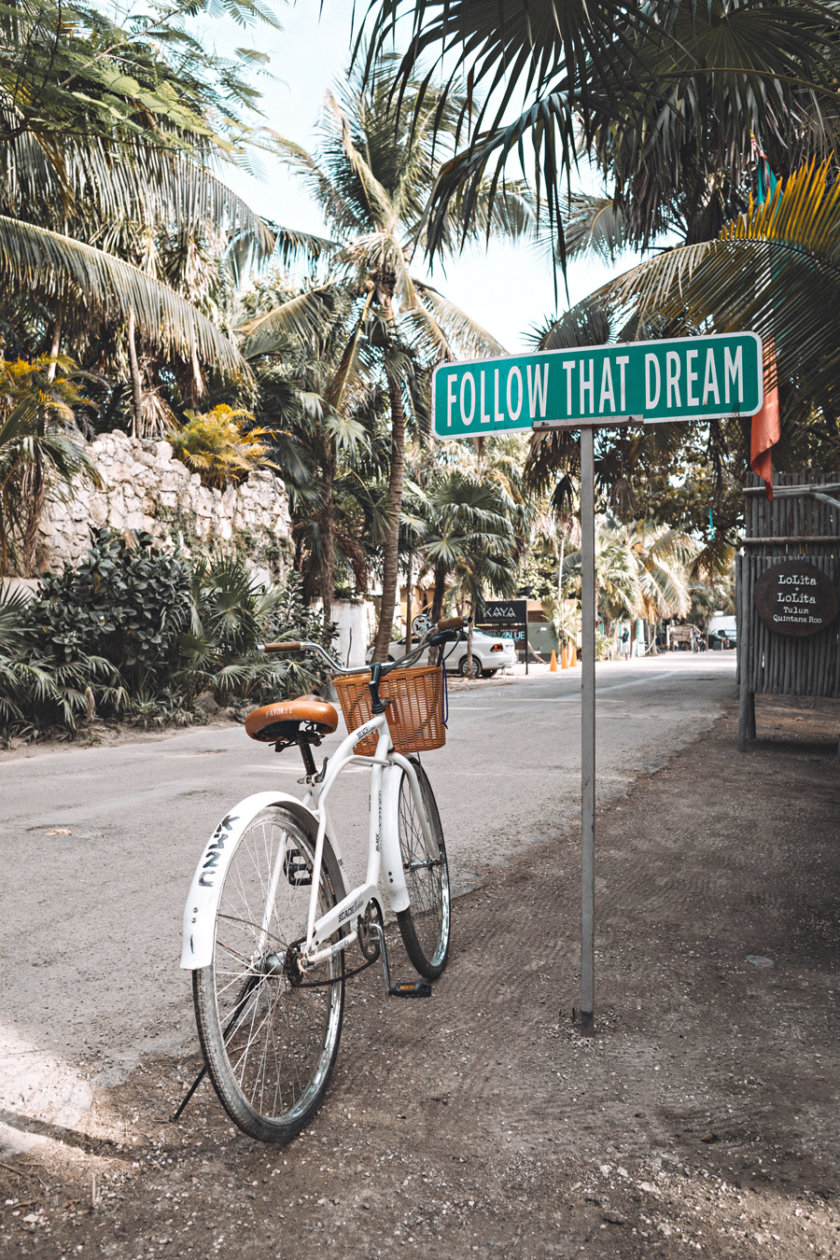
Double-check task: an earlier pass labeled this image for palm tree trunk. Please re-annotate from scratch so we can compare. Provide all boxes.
[431,564,446,622]
[558,533,565,649]
[46,311,63,382]
[320,459,336,627]
[373,300,407,662]
[405,545,413,650]
[126,309,144,438]
[20,457,45,577]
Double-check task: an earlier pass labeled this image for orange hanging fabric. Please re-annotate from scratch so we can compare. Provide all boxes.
[750,341,781,500]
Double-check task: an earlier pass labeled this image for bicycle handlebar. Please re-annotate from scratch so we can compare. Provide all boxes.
[259,617,468,676]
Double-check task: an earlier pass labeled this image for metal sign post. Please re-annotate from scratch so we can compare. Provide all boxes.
[579,424,596,1032]
[432,333,764,1034]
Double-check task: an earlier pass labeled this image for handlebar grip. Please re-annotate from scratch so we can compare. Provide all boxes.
[262,641,302,653]
[436,616,465,631]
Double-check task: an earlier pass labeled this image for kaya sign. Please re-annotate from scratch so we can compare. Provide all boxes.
[754,561,839,636]
[433,333,763,438]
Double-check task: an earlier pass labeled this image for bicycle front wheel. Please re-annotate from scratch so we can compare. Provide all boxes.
[192,806,346,1143]
[396,759,451,979]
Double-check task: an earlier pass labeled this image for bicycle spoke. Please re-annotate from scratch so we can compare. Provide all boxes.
[193,807,345,1140]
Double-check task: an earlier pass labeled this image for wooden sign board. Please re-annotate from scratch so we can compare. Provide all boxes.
[754,561,839,636]
[481,599,527,626]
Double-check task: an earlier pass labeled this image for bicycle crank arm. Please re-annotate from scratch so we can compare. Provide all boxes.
[364,921,433,998]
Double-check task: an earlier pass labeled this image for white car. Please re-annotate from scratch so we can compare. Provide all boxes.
[367,629,517,678]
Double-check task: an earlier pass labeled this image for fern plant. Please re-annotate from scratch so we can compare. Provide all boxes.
[167,405,278,489]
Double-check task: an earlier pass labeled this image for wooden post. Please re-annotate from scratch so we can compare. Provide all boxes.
[737,552,756,749]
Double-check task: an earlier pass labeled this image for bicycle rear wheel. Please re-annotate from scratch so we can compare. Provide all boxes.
[396,759,451,979]
[192,806,345,1143]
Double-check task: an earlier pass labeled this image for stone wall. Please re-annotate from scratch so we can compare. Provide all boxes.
[38,430,291,572]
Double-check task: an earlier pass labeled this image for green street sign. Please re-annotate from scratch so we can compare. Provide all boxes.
[432,332,763,439]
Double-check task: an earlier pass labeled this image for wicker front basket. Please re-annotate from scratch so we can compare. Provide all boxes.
[334,665,445,756]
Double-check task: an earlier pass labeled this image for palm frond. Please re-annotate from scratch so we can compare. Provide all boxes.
[238,282,354,359]
[597,158,840,412]
[356,0,840,260]
[271,133,370,239]
[0,215,249,378]
[562,193,632,263]
[409,280,507,359]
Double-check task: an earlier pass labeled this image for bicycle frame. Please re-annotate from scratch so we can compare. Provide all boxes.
[181,708,439,973]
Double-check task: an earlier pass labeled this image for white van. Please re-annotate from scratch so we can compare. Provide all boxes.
[707,613,736,649]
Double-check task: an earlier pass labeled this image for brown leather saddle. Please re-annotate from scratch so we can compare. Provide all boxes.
[244,694,339,745]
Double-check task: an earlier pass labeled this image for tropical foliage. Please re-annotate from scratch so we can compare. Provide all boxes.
[359,1,840,261]
[0,0,277,389]
[239,54,534,655]
[167,405,277,489]
[357,0,840,553]
[0,356,100,575]
[598,161,840,441]
[0,531,334,743]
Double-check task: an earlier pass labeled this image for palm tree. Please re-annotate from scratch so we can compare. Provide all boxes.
[562,516,694,647]
[0,356,100,575]
[359,1,840,263]
[595,160,840,428]
[529,156,839,548]
[413,467,519,671]
[0,0,326,396]
[237,55,533,654]
[250,298,391,623]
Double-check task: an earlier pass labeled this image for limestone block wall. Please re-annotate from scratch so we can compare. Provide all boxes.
[38,430,291,572]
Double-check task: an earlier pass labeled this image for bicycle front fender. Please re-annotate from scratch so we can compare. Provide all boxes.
[180,791,319,971]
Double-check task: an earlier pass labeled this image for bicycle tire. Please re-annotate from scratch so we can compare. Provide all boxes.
[396,759,451,979]
[192,805,346,1143]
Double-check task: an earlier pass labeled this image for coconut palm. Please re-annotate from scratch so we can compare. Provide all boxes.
[411,467,519,671]
[0,356,100,575]
[0,0,330,396]
[359,1,840,262]
[251,300,392,623]
[238,54,533,656]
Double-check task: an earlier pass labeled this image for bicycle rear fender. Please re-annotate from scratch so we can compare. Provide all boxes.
[180,792,321,971]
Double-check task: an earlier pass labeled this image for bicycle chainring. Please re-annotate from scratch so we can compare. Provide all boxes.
[357,900,383,962]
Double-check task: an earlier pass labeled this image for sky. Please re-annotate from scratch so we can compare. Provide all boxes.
[202,1,637,353]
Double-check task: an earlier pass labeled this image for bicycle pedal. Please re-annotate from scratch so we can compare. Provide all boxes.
[390,981,432,998]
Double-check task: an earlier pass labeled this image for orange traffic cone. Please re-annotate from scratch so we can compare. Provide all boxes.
[561,643,569,668]
[549,649,558,672]
[566,644,576,668]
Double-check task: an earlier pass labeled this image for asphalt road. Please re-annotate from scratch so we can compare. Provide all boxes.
[0,652,736,1154]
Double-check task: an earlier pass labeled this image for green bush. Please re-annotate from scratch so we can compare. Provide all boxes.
[0,530,337,743]
[35,529,192,692]
[178,560,335,705]
[0,580,125,740]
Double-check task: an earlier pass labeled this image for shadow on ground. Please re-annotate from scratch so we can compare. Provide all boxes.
[2,695,838,1258]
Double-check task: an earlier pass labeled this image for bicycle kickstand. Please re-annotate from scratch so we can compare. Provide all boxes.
[366,921,432,999]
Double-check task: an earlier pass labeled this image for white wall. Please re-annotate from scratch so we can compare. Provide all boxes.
[332,601,374,668]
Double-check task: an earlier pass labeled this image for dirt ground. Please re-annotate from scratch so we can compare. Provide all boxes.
[2,692,839,1259]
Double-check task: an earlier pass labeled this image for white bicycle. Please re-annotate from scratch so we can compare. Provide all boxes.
[179,617,464,1143]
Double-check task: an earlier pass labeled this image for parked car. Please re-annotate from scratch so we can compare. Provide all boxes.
[708,628,737,650]
[366,629,517,677]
